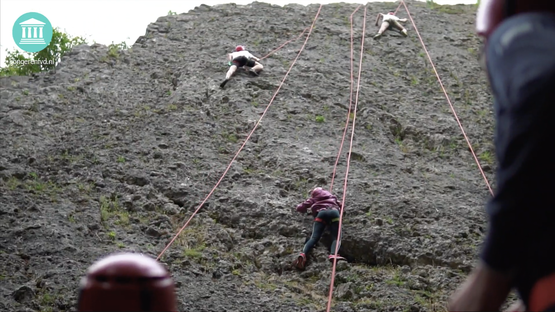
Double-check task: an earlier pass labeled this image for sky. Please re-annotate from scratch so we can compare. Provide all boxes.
[1,0,477,67]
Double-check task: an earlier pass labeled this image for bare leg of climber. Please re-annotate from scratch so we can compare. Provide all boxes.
[391,20,408,37]
[226,65,237,80]
[374,21,390,39]
[251,61,263,74]
[220,65,237,88]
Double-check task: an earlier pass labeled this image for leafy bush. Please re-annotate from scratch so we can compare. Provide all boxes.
[0,27,87,77]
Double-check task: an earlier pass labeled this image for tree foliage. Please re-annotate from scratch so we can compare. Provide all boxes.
[0,27,87,77]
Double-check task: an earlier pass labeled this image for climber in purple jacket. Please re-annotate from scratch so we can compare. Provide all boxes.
[292,187,346,270]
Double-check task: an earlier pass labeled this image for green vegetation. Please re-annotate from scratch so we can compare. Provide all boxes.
[99,195,129,228]
[426,0,465,14]
[479,150,494,165]
[1,28,87,77]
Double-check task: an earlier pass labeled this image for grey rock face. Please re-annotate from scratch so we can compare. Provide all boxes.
[0,2,496,311]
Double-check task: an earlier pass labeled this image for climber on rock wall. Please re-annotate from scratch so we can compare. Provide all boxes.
[77,253,178,312]
[220,45,264,89]
[373,12,408,39]
[292,187,346,270]
[448,0,555,311]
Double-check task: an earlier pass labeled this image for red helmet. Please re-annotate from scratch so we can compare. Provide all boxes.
[77,253,178,312]
[235,45,245,52]
[388,11,395,15]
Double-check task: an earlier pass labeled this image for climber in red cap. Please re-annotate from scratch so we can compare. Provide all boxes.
[220,45,263,89]
[448,0,555,311]
[77,253,178,312]
[292,187,346,270]
[373,11,408,39]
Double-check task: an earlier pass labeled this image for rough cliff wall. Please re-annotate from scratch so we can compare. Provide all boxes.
[0,1,498,311]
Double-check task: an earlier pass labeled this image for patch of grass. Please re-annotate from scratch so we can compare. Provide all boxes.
[315,115,325,123]
[117,156,126,163]
[386,270,406,287]
[476,109,489,117]
[107,231,116,241]
[183,243,206,258]
[354,298,384,309]
[394,137,409,153]
[39,292,56,307]
[413,289,448,311]
[174,221,208,256]
[479,150,494,164]
[228,133,238,143]
[77,182,94,194]
[61,150,83,163]
[5,176,20,190]
[99,195,129,229]
[115,210,130,226]
[24,172,60,198]
[410,76,419,85]
[256,280,278,291]
[243,167,261,175]
[221,131,238,143]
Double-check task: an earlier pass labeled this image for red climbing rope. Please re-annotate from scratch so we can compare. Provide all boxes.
[399,0,494,196]
[329,4,362,192]
[326,5,367,312]
[156,4,324,261]
[260,27,310,60]
[393,1,403,15]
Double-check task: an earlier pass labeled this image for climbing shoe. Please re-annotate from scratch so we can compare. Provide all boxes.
[220,79,229,89]
[328,254,346,263]
[293,253,307,270]
[401,29,408,37]
[373,33,382,40]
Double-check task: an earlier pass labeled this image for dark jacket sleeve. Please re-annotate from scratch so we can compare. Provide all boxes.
[480,14,555,277]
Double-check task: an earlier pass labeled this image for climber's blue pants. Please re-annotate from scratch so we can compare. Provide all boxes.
[302,209,340,255]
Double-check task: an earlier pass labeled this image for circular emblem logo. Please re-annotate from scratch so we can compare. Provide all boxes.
[12,12,53,53]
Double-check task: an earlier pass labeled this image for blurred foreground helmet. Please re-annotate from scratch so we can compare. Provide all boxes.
[77,253,177,312]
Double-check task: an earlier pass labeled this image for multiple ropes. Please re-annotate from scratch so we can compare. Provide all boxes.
[156,0,493,310]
